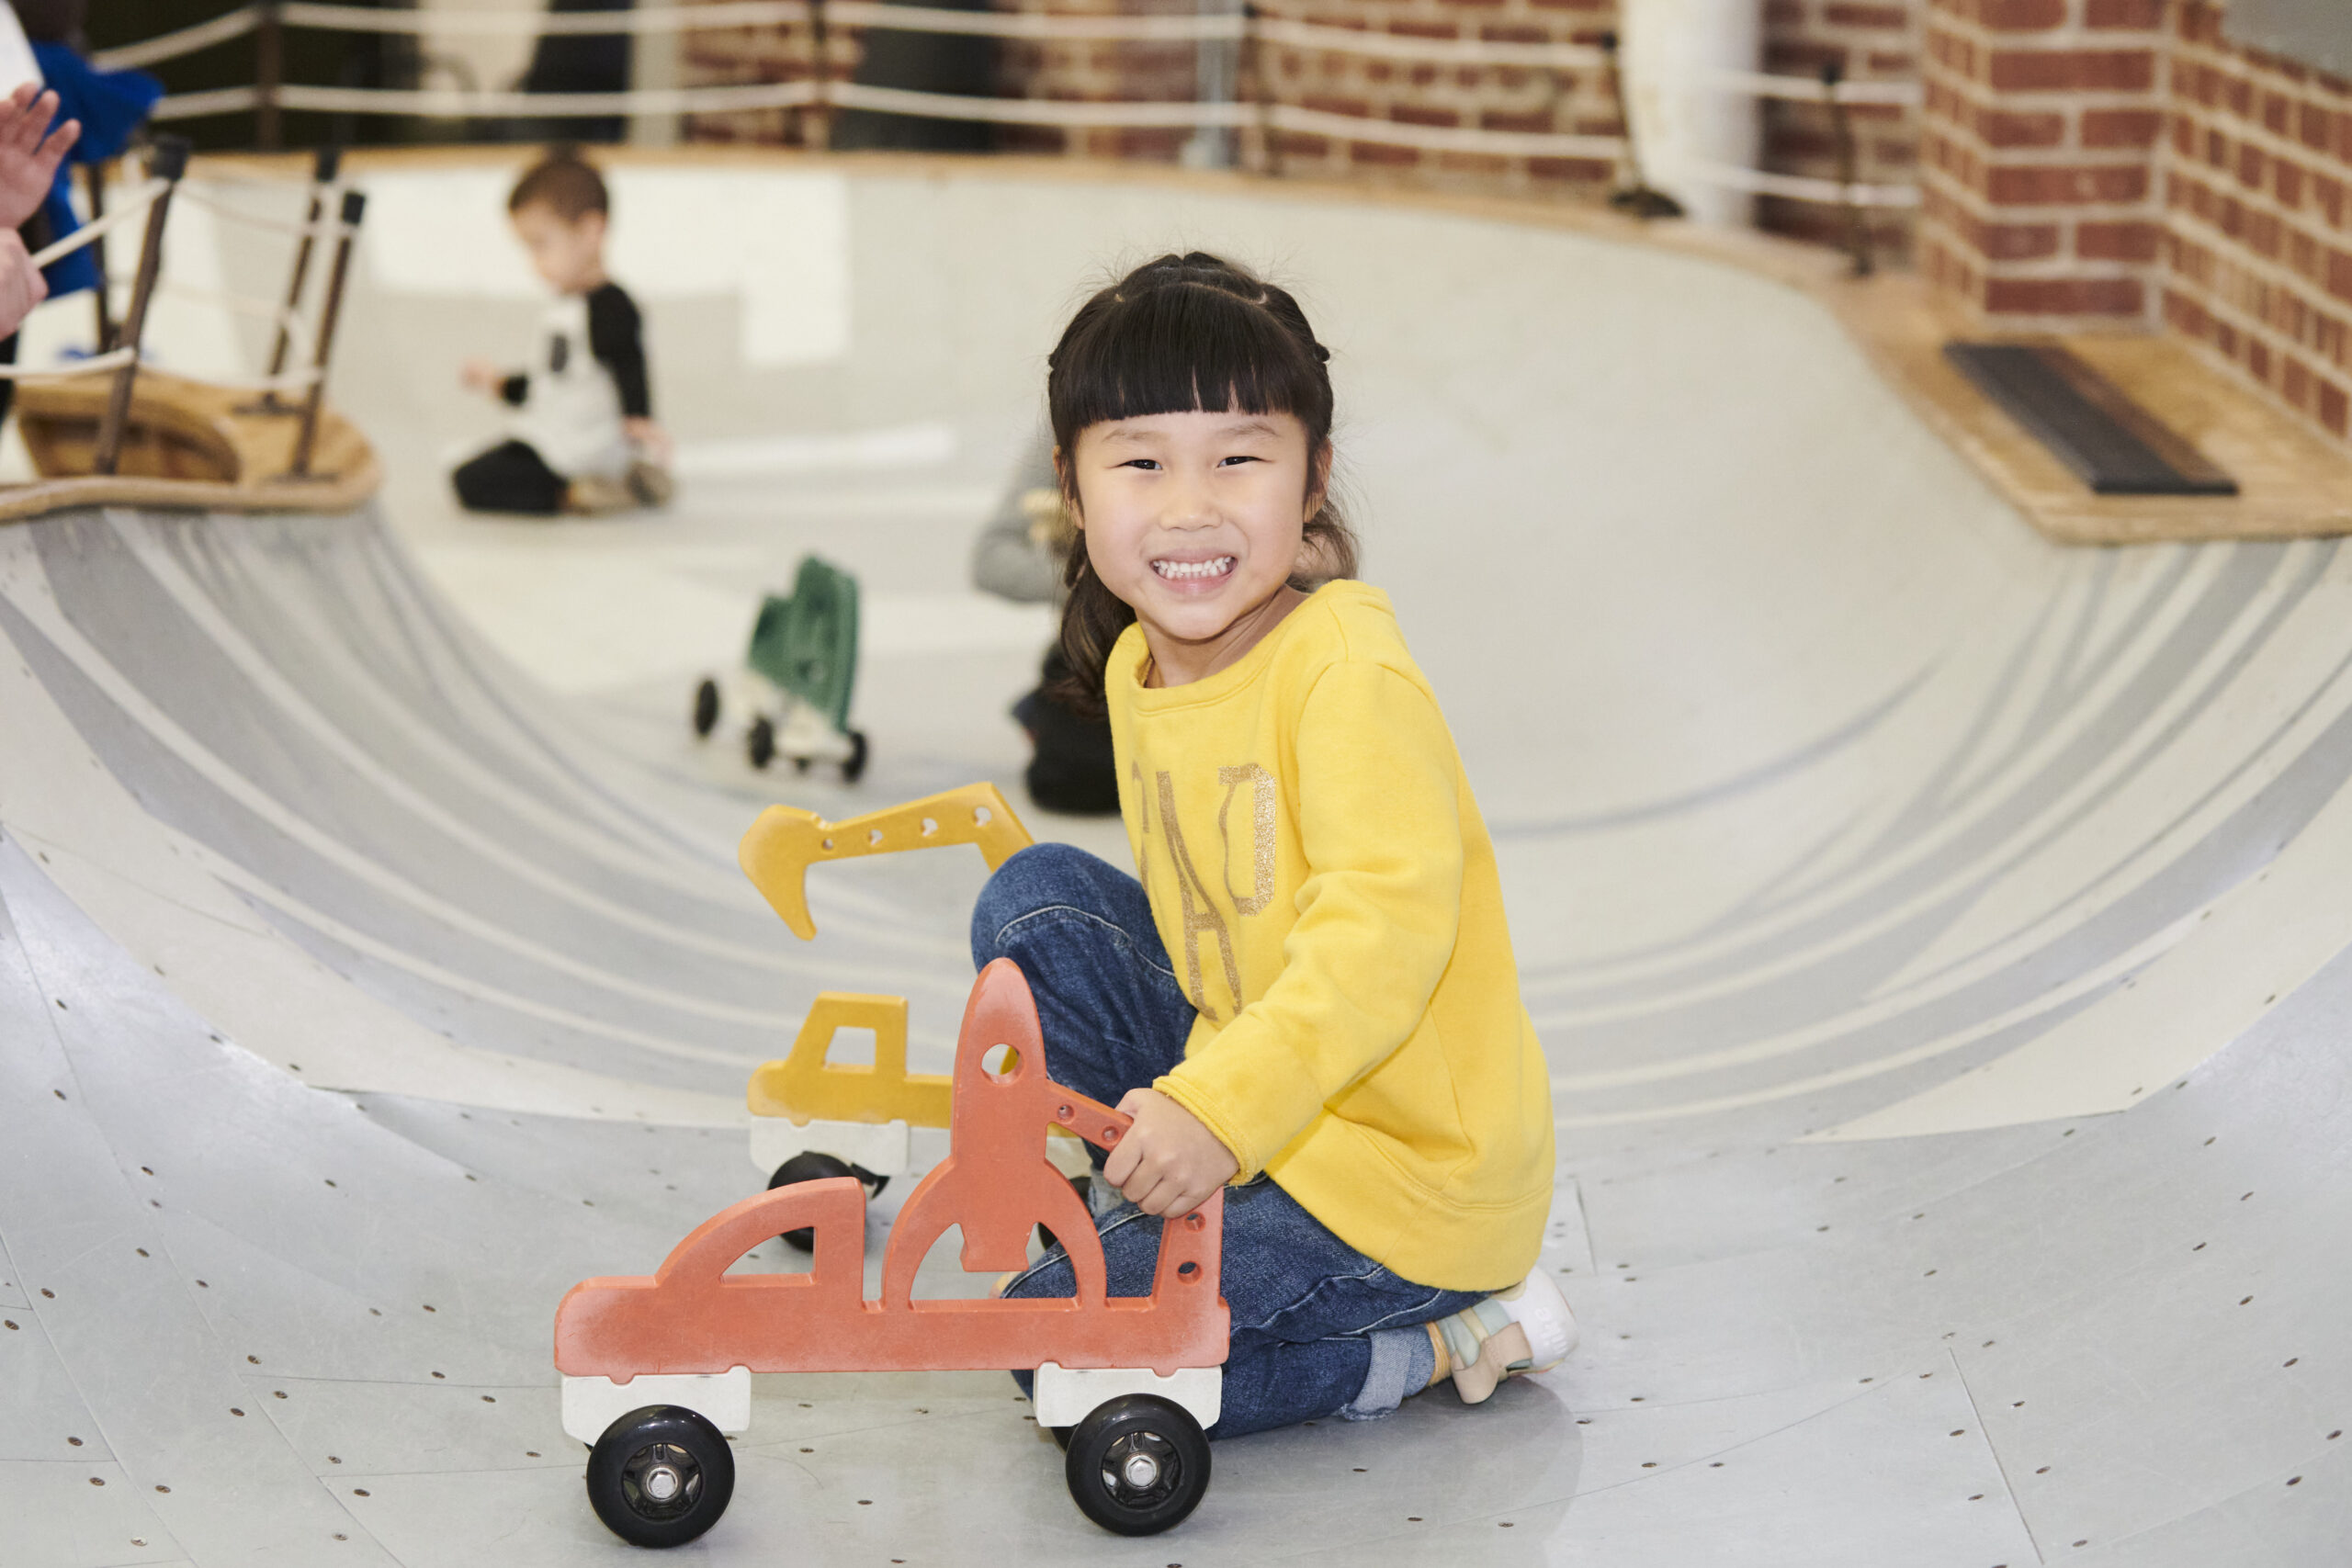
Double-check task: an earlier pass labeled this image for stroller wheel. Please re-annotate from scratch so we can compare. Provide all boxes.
[841,729,869,784]
[692,678,720,739]
[747,716,776,770]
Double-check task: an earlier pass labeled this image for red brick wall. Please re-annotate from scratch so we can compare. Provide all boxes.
[1919,0,2171,330]
[675,0,1624,197]
[1758,0,1923,258]
[2165,2,2352,446]
[678,2,844,145]
[1210,3,1622,196]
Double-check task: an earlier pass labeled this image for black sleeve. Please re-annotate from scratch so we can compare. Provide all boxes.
[585,283,651,419]
[498,373,528,407]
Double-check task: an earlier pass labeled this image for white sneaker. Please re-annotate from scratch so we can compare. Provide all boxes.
[1493,1266,1579,1369]
[1435,1266,1578,1404]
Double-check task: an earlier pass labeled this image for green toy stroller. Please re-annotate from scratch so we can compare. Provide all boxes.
[693,555,869,783]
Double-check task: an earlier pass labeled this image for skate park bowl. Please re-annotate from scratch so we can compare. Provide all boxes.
[2,149,2347,1567]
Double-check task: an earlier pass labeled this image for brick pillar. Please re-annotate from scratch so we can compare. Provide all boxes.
[1921,0,2169,330]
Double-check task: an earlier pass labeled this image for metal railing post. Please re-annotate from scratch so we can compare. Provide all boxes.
[1601,32,1683,220]
[256,1,284,152]
[81,160,114,351]
[802,0,832,150]
[288,188,366,479]
[92,137,189,479]
[254,144,341,413]
[1244,3,1282,178]
[1822,60,1874,277]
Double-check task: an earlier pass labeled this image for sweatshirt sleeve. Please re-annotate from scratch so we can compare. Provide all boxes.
[1156,660,1465,1179]
[585,284,651,419]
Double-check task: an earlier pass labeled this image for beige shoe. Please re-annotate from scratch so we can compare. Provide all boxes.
[627,460,674,508]
[563,473,636,514]
[1431,1268,1578,1404]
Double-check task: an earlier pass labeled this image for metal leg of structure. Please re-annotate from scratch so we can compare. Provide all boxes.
[1824,61,1875,278]
[1602,31,1684,221]
[81,161,113,353]
[249,144,342,416]
[288,189,367,480]
[90,138,190,479]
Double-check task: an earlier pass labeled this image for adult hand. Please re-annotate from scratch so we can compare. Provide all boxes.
[1102,1088,1238,1219]
[0,228,49,338]
[0,83,79,232]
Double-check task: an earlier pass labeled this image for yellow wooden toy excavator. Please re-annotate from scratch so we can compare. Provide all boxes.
[734,781,1045,1245]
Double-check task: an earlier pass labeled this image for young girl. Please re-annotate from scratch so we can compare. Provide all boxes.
[981,253,1570,1438]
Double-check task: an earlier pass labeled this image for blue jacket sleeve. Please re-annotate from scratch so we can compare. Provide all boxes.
[26,45,163,296]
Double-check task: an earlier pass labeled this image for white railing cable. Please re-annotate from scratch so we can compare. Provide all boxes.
[156,279,320,365]
[27,179,169,271]
[0,346,138,379]
[91,6,264,72]
[128,3,1611,57]
[824,3,1232,39]
[176,184,357,240]
[277,1,814,36]
[1706,67,1922,107]
[1271,102,1616,159]
[153,85,266,122]
[1678,158,1919,208]
[269,79,822,119]
[1253,17,1606,70]
[829,82,1247,129]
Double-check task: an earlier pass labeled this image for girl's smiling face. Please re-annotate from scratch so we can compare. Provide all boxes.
[1066,408,1330,685]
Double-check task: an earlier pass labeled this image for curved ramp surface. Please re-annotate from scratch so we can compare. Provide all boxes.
[0,161,2346,1567]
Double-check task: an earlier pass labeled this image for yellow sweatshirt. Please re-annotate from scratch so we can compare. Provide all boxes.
[1107,581,1555,1292]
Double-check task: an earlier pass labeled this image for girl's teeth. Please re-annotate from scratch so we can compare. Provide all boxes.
[1155,557,1233,581]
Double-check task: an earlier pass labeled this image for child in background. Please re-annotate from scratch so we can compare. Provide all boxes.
[982,254,1574,1438]
[453,149,670,516]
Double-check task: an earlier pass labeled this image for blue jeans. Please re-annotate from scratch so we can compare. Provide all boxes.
[972,842,1483,1439]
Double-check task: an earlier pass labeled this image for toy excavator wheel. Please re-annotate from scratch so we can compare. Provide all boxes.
[841,729,869,783]
[691,678,720,739]
[1065,1394,1210,1537]
[585,1404,735,1548]
[767,1152,888,1252]
[746,716,776,771]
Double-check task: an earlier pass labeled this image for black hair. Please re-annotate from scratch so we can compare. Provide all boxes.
[1047,252,1355,710]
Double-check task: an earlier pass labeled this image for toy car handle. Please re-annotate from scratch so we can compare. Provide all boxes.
[1048,1087,1132,1154]
[739,782,1035,941]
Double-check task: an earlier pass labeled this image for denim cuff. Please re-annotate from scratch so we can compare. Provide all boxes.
[1340,1325,1433,1421]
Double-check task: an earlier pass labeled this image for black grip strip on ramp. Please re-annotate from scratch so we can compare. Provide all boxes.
[1944,341,2240,498]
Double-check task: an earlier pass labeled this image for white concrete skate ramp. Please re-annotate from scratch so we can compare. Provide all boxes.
[0,156,2345,1566]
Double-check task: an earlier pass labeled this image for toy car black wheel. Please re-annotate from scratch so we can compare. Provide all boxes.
[841,729,869,784]
[1064,1394,1210,1536]
[746,716,775,770]
[585,1404,734,1548]
[692,679,720,739]
[767,1152,888,1251]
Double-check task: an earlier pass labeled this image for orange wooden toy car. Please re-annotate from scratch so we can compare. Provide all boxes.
[555,959,1231,1544]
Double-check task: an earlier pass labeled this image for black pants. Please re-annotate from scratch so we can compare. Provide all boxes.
[1012,649,1119,815]
[452,439,566,514]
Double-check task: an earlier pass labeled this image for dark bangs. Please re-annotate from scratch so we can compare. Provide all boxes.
[1046,256,1334,468]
